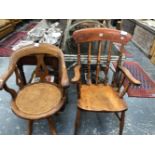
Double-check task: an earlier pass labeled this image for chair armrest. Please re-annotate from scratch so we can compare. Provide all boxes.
[0,67,14,90]
[71,65,81,83]
[118,66,141,85]
[61,66,70,88]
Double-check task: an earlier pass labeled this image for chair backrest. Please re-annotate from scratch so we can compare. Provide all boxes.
[73,28,132,84]
[8,43,66,85]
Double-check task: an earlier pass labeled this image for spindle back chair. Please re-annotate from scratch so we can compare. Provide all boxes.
[71,28,140,134]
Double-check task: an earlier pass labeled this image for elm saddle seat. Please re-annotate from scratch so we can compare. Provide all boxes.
[71,28,141,134]
[79,84,127,112]
[0,43,69,135]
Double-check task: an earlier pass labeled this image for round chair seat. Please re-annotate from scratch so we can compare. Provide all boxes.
[12,83,63,120]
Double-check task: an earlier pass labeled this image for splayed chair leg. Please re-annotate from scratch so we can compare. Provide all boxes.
[119,111,125,135]
[28,120,33,135]
[47,117,57,135]
[74,108,81,135]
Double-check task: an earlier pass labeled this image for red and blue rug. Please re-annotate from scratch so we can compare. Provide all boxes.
[114,61,155,98]
[0,22,38,57]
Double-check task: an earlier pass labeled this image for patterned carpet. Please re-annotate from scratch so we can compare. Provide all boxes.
[0,47,13,57]
[123,61,155,98]
[0,22,38,57]
[24,22,37,31]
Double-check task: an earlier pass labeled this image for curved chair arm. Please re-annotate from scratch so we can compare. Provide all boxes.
[57,50,69,88]
[0,65,17,99]
[118,66,141,85]
[117,66,141,98]
[0,66,15,90]
[71,65,81,83]
[61,66,70,88]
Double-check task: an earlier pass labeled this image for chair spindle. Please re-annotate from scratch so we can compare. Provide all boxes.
[87,42,92,84]
[96,41,102,84]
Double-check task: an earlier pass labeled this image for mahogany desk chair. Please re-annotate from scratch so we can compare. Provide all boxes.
[0,43,69,134]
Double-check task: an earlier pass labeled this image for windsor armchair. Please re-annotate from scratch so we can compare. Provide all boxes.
[0,43,69,134]
[71,28,140,134]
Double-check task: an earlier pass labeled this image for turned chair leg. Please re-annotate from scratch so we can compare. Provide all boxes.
[28,120,33,135]
[74,108,81,135]
[47,117,57,135]
[119,111,125,135]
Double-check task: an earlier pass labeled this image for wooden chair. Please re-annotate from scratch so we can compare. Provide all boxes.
[0,43,69,134]
[71,28,141,134]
